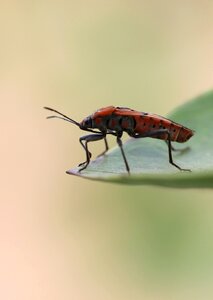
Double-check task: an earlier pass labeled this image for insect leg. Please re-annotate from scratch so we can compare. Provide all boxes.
[165,141,190,153]
[116,135,130,174]
[79,133,105,171]
[97,137,109,157]
[165,132,191,171]
[131,129,191,172]
[103,137,109,153]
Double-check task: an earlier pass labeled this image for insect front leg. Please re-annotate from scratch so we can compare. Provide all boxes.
[79,133,106,171]
[131,129,191,172]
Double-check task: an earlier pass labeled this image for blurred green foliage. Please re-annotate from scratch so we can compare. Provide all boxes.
[2,1,213,299]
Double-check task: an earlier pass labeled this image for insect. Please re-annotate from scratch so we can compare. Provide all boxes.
[44,106,194,174]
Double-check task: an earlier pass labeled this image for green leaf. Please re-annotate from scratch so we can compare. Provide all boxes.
[67,90,213,188]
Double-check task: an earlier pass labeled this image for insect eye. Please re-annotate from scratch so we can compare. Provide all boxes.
[83,117,92,128]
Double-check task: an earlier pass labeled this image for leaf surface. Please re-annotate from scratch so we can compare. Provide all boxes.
[67,91,213,188]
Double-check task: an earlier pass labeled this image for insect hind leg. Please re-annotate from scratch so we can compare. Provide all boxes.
[166,135,191,172]
[131,129,191,172]
[165,141,190,154]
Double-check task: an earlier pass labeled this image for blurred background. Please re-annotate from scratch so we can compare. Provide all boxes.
[1,0,213,299]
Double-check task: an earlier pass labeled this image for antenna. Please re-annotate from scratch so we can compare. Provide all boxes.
[44,107,80,127]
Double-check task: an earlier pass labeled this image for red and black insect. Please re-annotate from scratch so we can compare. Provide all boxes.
[44,106,194,174]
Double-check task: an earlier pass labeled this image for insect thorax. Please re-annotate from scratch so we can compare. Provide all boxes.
[93,115,135,132]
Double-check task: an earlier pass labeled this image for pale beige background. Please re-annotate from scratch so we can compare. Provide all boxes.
[1,1,213,299]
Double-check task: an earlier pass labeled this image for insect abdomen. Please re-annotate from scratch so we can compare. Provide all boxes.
[175,126,194,143]
[134,115,193,142]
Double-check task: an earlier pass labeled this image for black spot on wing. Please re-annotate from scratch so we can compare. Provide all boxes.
[116,106,134,111]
